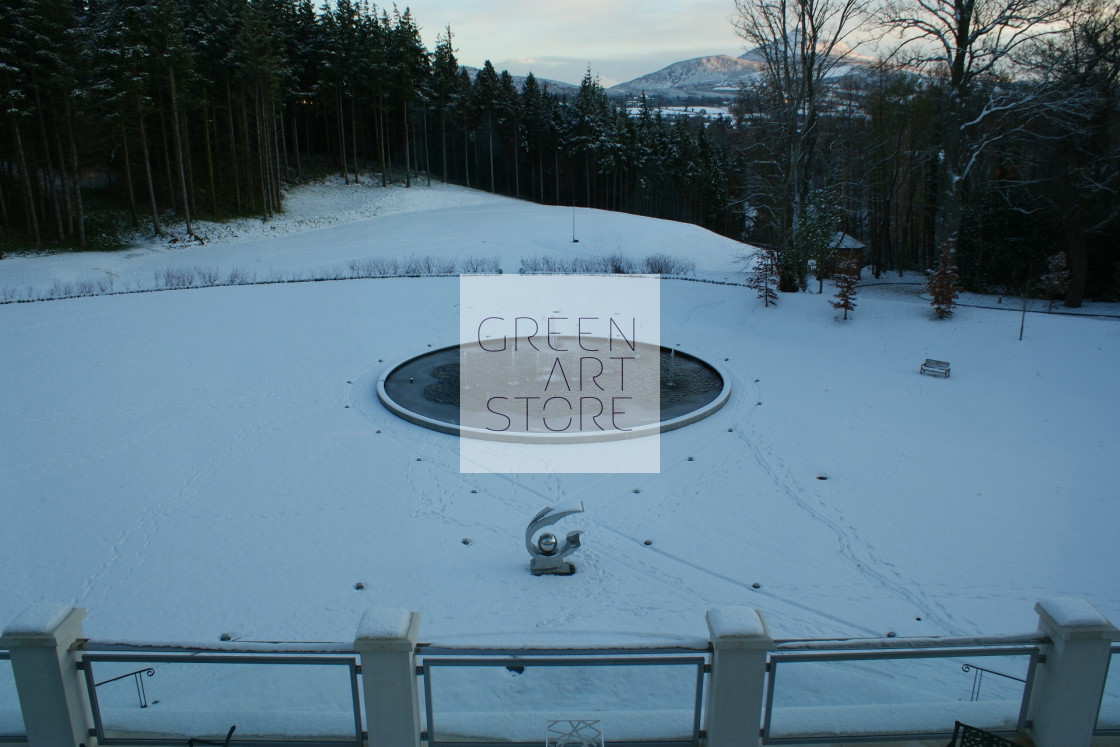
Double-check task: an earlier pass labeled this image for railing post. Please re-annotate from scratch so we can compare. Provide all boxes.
[705,607,772,747]
[0,605,93,747]
[1029,598,1117,747]
[355,609,422,747]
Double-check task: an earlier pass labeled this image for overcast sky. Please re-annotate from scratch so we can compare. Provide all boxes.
[412,0,747,87]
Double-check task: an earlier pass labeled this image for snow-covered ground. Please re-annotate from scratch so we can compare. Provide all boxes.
[2,178,1118,654]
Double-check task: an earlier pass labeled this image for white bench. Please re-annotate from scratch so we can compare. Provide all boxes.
[920,359,950,378]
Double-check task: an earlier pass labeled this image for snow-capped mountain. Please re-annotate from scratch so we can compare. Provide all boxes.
[609,55,764,99]
[611,41,878,100]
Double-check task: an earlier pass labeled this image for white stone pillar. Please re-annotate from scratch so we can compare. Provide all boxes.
[704,607,772,747]
[1,605,93,747]
[1029,598,1117,747]
[355,609,422,747]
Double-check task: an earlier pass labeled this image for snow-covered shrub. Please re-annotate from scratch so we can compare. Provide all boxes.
[196,267,222,286]
[642,254,695,275]
[460,256,501,274]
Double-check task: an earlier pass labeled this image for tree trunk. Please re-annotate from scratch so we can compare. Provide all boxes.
[422,109,431,187]
[52,113,74,237]
[291,107,302,181]
[226,80,242,214]
[407,102,416,188]
[254,91,270,219]
[168,69,193,237]
[64,97,86,248]
[487,113,495,193]
[277,99,289,186]
[440,108,448,184]
[350,94,359,184]
[35,96,64,242]
[511,119,520,198]
[202,102,217,215]
[119,109,138,227]
[337,90,348,184]
[1064,215,1088,308]
[136,94,162,236]
[463,130,471,189]
[12,118,41,248]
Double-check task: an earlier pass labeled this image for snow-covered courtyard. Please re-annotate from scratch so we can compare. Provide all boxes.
[2,179,1118,649]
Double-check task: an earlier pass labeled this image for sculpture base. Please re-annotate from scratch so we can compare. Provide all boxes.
[530,560,577,576]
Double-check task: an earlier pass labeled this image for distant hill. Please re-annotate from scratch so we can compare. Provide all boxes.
[458,66,580,97]
[611,41,878,101]
[609,55,764,100]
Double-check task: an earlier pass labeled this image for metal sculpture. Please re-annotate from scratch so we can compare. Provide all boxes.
[525,503,584,575]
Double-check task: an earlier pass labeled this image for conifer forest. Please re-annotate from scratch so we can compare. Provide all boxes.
[1,0,1117,307]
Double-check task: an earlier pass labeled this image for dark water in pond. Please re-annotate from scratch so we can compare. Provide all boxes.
[382,346,724,427]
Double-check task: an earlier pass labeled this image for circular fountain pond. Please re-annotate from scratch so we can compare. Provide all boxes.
[377,339,728,442]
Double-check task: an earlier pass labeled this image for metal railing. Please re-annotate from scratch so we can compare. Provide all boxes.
[94,667,157,709]
[762,639,1045,744]
[961,662,1025,702]
[78,643,363,746]
[0,650,25,744]
[416,645,710,747]
[1095,645,1120,737]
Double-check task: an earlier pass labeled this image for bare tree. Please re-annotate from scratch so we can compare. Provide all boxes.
[733,0,869,291]
[880,0,1073,317]
[1035,0,1120,306]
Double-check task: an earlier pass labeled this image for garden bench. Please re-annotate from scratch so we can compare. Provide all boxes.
[920,358,951,377]
[187,725,236,747]
[945,721,1017,746]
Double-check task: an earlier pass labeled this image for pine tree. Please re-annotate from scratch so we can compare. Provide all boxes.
[745,248,780,307]
[927,249,960,319]
[472,61,501,193]
[792,188,842,293]
[498,70,522,198]
[830,252,860,320]
[430,28,458,185]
